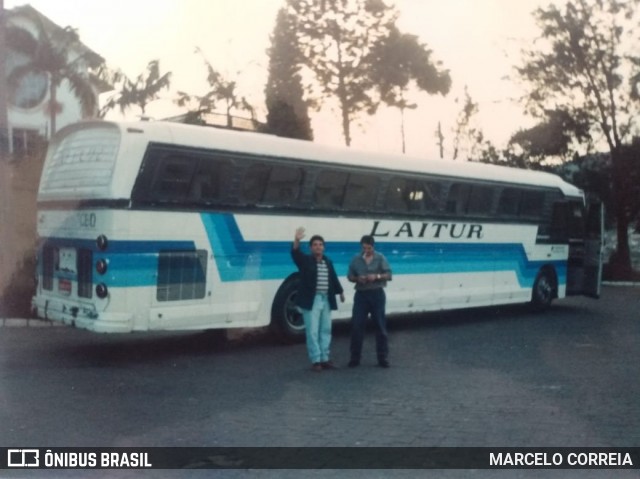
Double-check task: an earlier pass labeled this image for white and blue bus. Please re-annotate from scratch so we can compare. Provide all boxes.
[32,120,603,341]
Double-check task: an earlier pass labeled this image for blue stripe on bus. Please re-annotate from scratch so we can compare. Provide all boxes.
[39,214,567,289]
[39,238,196,287]
[200,213,567,288]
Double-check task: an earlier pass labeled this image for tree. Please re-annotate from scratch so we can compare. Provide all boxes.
[102,60,171,117]
[560,139,640,235]
[5,8,103,135]
[368,25,451,153]
[515,0,640,277]
[288,0,397,146]
[176,48,255,129]
[264,8,313,140]
[508,109,592,164]
[451,86,483,160]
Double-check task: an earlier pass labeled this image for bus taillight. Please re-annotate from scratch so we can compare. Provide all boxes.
[96,235,108,251]
[96,283,108,299]
[96,259,108,275]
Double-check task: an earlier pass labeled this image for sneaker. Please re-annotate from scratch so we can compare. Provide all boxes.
[347,359,360,368]
[378,359,390,368]
[320,361,337,370]
[311,363,323,372]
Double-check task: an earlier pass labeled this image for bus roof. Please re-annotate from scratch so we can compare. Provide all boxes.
[39,120,583,201]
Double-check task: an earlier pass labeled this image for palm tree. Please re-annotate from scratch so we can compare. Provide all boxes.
[5,6,103,135]
[175,49,255,129]
[102,60,171,117]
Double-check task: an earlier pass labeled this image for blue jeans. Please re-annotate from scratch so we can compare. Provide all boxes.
[302,293,332,364]
[350,288,388,361]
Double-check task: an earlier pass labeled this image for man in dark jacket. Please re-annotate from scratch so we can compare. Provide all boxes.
[291,227,345,372]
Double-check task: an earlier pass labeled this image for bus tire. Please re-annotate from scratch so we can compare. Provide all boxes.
[531,268,555,311]
[270,274,305,344]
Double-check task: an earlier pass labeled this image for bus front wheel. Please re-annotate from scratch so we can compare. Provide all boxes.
[531,269,555,310]
[270,275,305,344]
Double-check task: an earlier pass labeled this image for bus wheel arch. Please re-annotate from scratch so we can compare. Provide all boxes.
[270,273,305,344]
[531,265,557,310]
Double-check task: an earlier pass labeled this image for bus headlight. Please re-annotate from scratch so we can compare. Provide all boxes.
[96,283,108,298]
[96,259,108,275]
[96,234,109,251]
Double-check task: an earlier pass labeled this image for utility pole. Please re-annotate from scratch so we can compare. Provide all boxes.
[435,121,445,159]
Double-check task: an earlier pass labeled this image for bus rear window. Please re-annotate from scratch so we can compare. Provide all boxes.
[40,126,120,195]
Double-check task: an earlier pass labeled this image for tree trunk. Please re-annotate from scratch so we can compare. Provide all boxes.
[338,75,350,146]
[610,148,633,279]
[0,0,9,152]
[400,106,406,154]
[49,79,57,136]
[0,0,12,295]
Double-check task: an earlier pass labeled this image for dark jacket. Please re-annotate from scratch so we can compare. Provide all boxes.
[291,246,344,311]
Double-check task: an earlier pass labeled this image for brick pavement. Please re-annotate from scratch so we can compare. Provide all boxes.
[2,286,638,451]
[1,287,639,479]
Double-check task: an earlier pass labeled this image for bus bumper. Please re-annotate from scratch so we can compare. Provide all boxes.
[32,296,134,333]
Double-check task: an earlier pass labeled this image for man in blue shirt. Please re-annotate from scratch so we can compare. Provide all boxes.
[347,235,392,368]
[291,227,345,372]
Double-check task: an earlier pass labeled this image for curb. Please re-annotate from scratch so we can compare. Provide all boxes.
[602,281,640,287]
[0,318,65,328]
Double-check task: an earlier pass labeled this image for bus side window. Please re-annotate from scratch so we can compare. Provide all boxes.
[421,181,442,212]
[497,188,522,216]
[313,170,348,209]
[519,190,545,218]
[241,163,271,204]
[386,177,410,213]
[467,185,495,215]
[384,178,441,214]
[151,156,197,200]
[189,158,234,203]
[446,183,471,215]
[406,181,431,212]
[343,173,379,211]
[262,165,305,205]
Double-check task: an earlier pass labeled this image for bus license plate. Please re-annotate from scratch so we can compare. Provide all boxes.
[58,279,72,295]
[58,248,77,274]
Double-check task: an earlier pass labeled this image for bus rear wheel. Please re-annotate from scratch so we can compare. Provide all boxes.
[270,275,305,344]
[531,269,555,310]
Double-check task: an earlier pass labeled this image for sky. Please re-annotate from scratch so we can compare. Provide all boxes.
[5,0,557,160]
